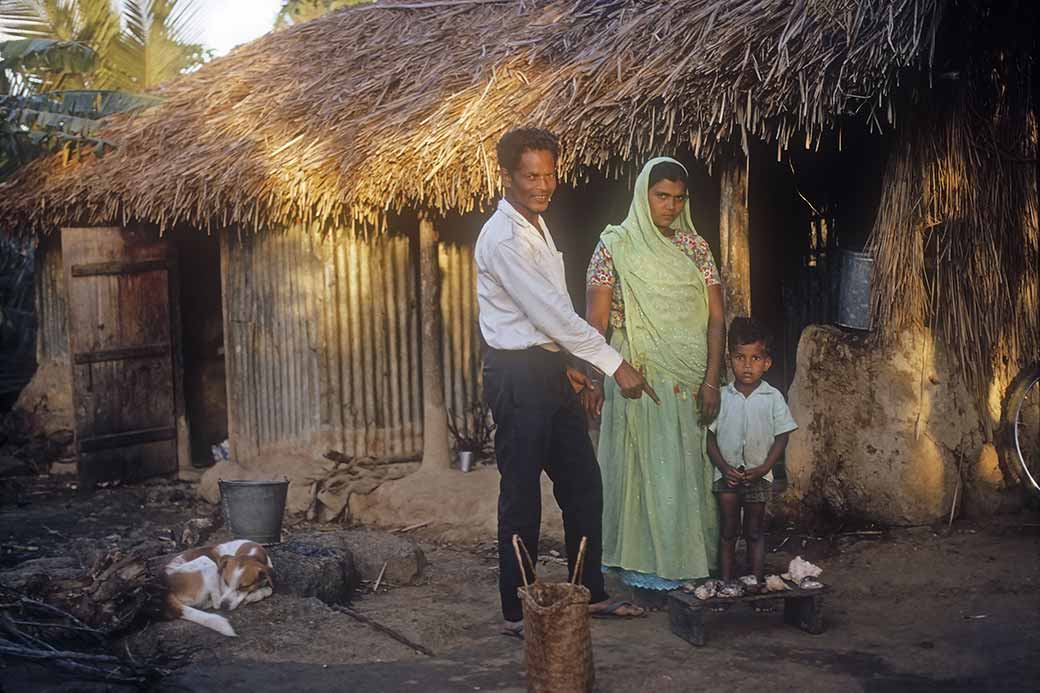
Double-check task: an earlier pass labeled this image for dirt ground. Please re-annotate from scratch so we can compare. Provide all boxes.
[1,474,1039,692]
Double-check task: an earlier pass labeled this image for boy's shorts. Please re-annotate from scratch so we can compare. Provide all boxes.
[712,478,771,504]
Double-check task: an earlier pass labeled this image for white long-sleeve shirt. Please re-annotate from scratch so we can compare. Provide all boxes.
[475,199,623,376]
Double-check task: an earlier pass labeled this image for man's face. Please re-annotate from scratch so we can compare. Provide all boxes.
[502,149,557,220]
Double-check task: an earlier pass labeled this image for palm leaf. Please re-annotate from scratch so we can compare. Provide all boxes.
[0,0,51,38]
[2,0,204,92]
[111,0,204,90]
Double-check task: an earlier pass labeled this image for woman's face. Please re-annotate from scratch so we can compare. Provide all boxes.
[647,178,688,230]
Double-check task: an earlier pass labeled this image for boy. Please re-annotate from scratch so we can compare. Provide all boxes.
[707,317,798,597]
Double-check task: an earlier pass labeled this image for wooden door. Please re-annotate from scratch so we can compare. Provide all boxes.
[62,227,185,489]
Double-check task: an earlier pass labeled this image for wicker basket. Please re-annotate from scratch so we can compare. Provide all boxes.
[514,535,595,693]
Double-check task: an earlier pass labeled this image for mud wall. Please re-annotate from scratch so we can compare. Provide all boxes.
[16,241,73,445]
[783,325,1012,525]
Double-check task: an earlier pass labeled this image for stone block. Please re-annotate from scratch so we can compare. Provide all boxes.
[268,534,359,606]
[337,528,426,586]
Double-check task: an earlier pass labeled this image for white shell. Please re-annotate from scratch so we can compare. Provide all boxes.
[785,556,823,582]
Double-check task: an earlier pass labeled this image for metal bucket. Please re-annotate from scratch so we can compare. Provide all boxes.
[219,478,289,545]
[836,250,875,331]
[458,451,475,473]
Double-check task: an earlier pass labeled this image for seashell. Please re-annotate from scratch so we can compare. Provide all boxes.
[716,581,745,598]
[785,556,823,582]
[799,577,824,590]
[691,578,721,600]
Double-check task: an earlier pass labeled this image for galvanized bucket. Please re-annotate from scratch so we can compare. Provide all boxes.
[836,250,875,331]
[458,451,475,473]
[219,478,289,545]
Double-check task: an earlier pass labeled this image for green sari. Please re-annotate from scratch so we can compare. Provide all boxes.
[598,157,718,589]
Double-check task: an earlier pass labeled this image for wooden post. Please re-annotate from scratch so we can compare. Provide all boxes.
[419,214,451,471]
[719,157,751,326]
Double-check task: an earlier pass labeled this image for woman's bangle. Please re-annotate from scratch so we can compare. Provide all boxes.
[702,381,720,391]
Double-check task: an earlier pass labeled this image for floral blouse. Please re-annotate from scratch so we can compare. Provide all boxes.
[586,231,721,329]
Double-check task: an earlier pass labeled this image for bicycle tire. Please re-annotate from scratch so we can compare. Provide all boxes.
[1001,363,1040,493]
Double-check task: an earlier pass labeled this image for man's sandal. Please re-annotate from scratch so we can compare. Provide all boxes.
[501,621,524,640]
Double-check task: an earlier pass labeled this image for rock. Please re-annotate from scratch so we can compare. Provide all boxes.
[783,325,985,525]
[337,528,426,586]
[268,534,359,605]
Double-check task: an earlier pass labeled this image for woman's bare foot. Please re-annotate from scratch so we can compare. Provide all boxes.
[588,599,646,618]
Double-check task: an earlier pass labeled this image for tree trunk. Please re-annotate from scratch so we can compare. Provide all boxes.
[418,215,451,471]
[719,157,751,327]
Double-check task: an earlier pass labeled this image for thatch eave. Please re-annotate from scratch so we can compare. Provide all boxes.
[0,0,941,236]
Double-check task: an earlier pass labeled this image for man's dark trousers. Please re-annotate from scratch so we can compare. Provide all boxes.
[483,347,609,622]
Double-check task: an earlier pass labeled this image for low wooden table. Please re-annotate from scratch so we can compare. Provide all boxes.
[668,585,827,646]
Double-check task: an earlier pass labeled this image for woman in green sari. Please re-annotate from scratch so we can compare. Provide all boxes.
[584,157,725,591]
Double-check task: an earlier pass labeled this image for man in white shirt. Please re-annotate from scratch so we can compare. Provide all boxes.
[476,128,654,637]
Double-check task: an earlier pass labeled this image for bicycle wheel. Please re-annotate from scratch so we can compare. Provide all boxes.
[1003,364,1040,493]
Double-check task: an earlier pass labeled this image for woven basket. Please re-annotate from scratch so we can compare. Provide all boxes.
[514,535,595,693]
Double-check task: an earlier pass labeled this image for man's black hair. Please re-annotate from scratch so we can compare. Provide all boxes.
[496,128,559,172]
[648,161,688,188]
[728,316,772,356]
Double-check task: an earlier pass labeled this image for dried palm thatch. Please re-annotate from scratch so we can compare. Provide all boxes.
[867,64,1038,422]
[0,0,939,235]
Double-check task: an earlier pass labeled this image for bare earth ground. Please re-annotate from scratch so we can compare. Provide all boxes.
[1,475,1038,693]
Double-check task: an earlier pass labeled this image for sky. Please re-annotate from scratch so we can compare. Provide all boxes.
[196,0,284,57]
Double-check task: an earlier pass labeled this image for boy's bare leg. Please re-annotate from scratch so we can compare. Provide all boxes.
[743,502,767,582]
[717,492,741,581]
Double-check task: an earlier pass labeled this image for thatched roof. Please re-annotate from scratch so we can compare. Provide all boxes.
[1,0,940,234]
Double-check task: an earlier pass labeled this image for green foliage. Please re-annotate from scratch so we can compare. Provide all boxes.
[0,37,95,93]
[112,0,212,90]
[0,89,159,180]
[0,1,203,180]
[0,0,209,91]
[0,0,123,91]
[275,0,368,29]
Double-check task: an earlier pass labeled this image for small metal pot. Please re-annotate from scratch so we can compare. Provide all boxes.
[458,451,475,472]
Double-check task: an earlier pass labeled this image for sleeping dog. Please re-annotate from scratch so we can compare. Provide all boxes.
[163,539,275,636]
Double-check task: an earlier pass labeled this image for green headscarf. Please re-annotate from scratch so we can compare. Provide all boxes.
[600,156,709,386]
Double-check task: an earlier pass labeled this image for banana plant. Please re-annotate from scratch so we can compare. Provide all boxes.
[1,37,96,94]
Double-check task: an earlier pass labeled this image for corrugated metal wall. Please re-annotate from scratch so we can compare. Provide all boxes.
[439,243,483,436]
[222,227,480,461]
[35,241,69,364]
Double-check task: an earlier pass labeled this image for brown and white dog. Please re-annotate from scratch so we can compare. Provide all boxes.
[163,539,275,636]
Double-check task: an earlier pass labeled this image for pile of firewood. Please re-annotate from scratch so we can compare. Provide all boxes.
[0,542,192,684]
